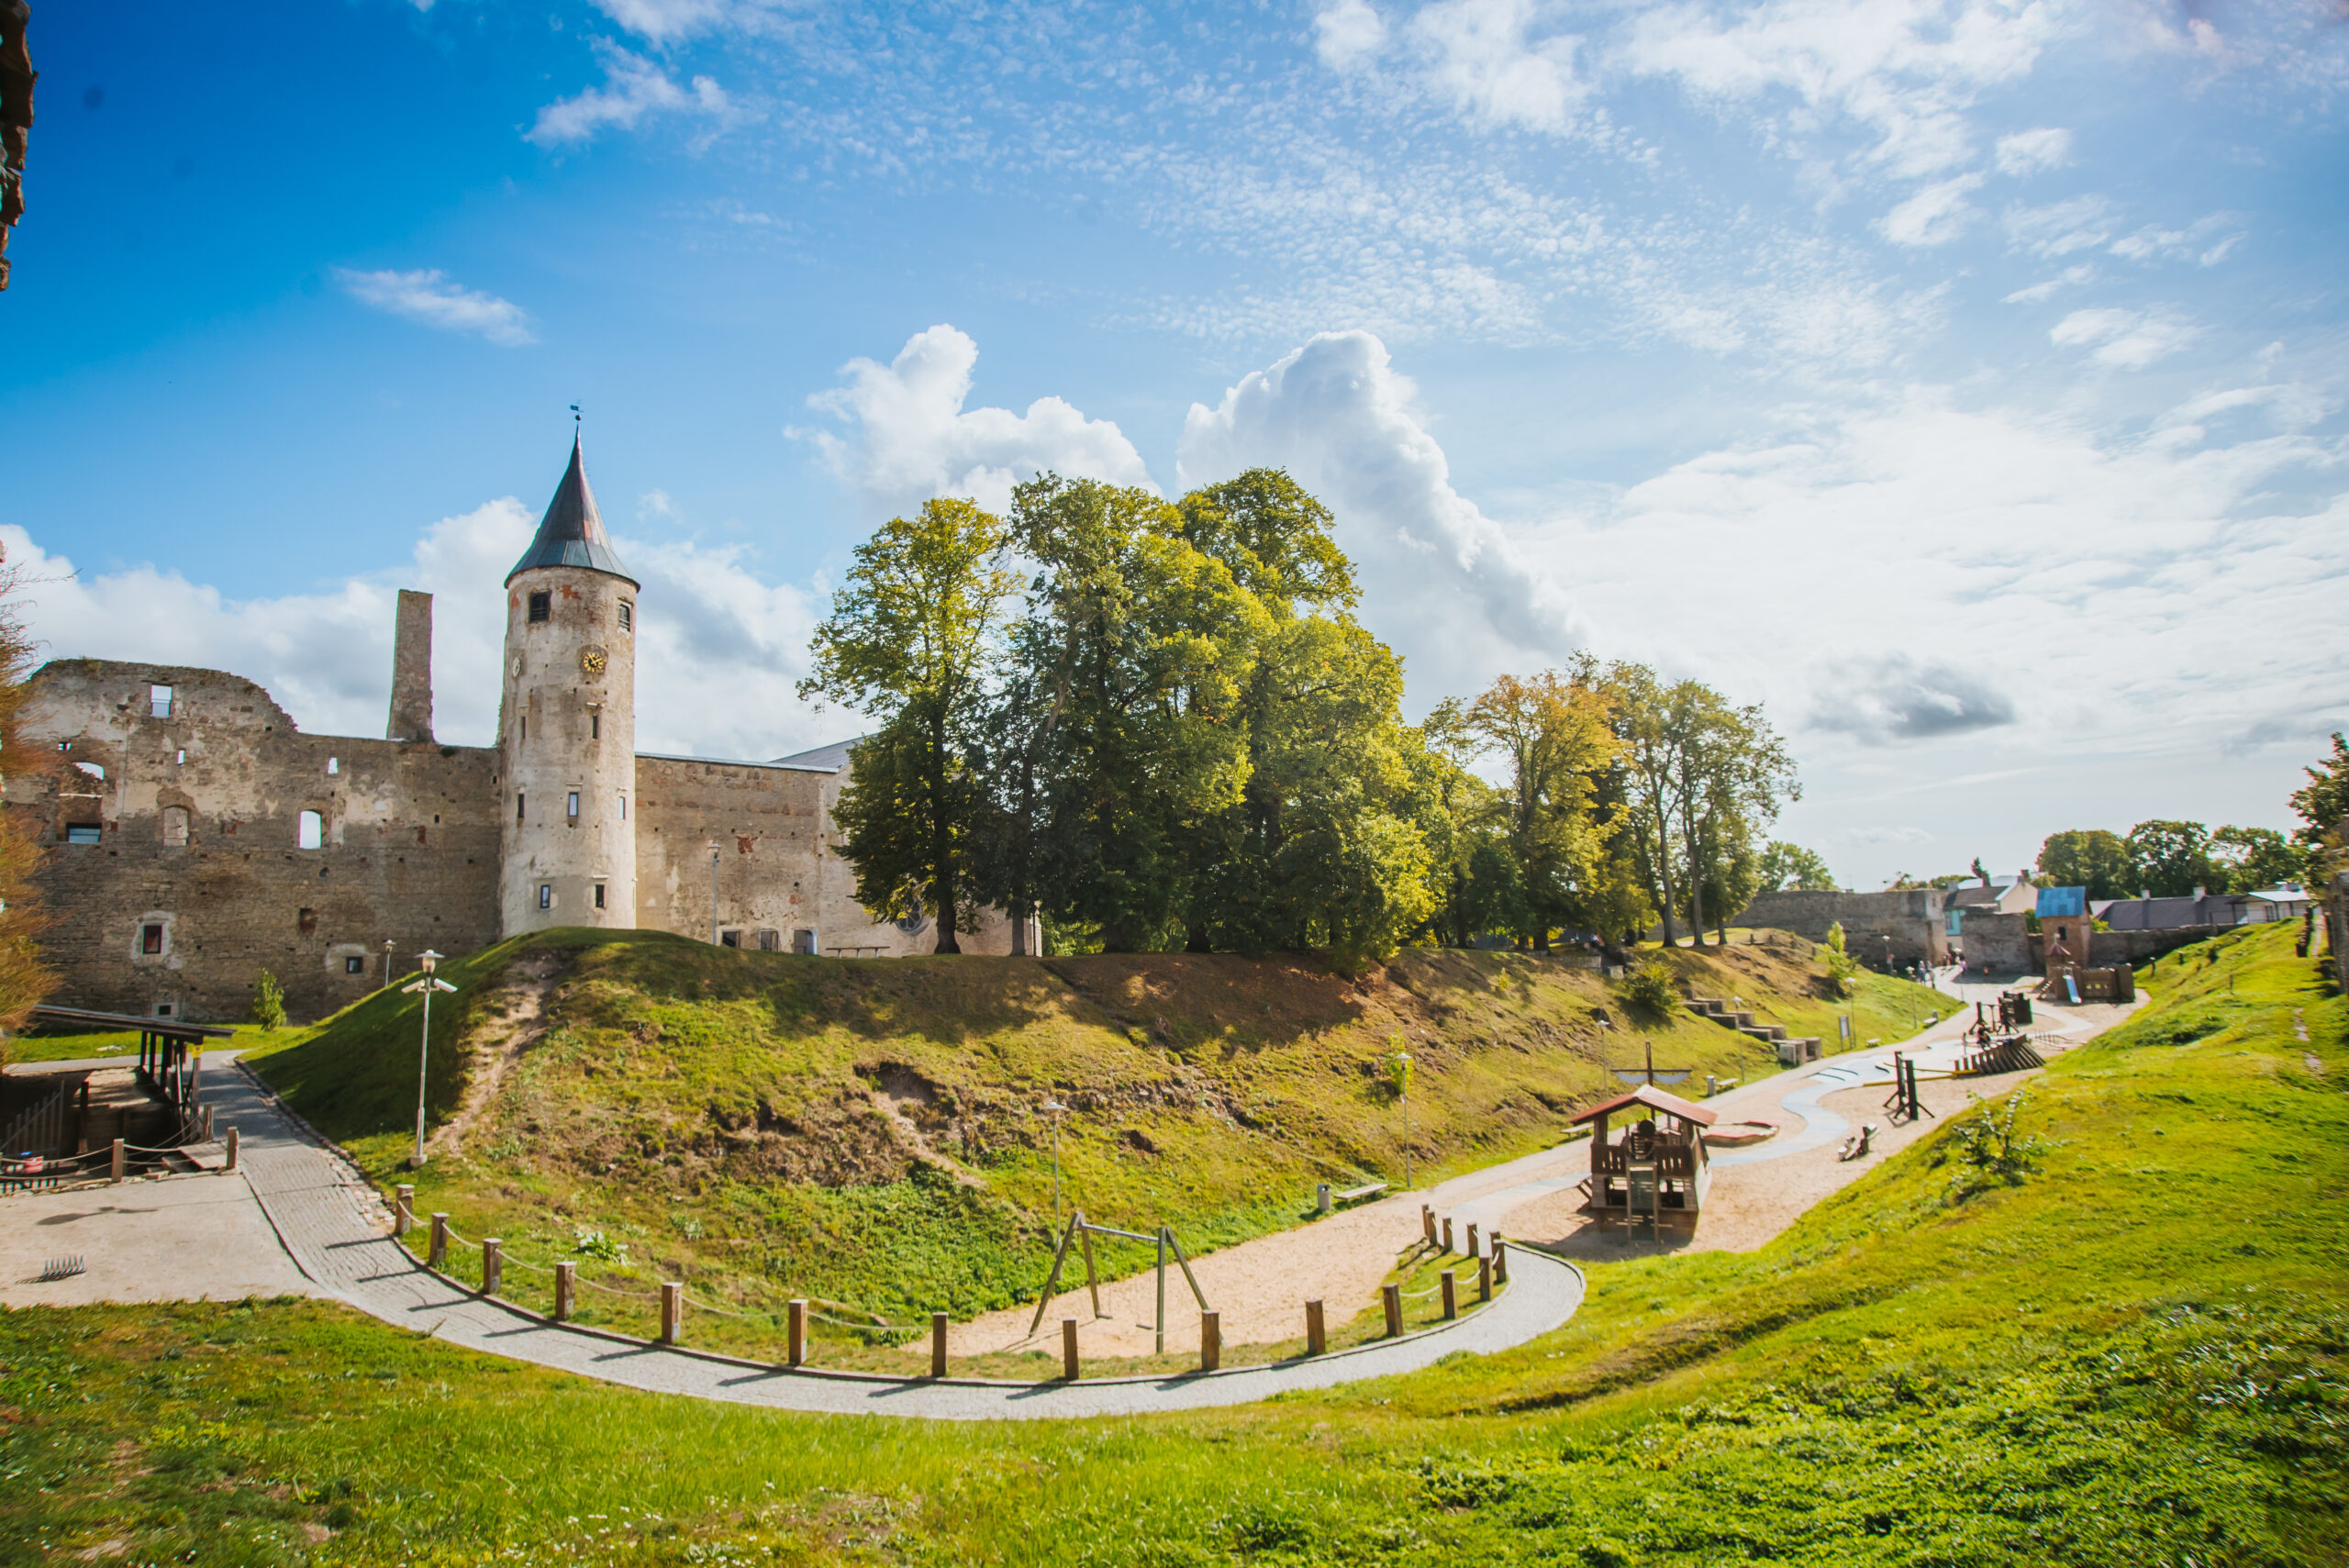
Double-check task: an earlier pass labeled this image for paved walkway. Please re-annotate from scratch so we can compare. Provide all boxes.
[188,1063,1585,1420]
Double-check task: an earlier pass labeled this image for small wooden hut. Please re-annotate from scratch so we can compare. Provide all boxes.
[1573,1084,1718,1231]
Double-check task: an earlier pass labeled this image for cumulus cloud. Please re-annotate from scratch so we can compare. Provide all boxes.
[1876,172,1983,247]
[11,498,832,762]
[798,325,1155,519]
[2049,306,2197,368]
[1809,653,2018,743]
[1408,0,1587,134]
[1994,126,2071,175]
[334,268,534,346]
[529,43,731,148]
[1177,330,1582,693]
[592,0,731,42]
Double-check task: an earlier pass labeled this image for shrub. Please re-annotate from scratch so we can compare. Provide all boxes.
[1820,922,1861,998]
[1614,959,1680,1021]
[1935,1088,2046,1203]
[250,969,286,1032]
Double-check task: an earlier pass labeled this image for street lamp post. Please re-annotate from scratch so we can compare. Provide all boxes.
[403,951,458,1168]
[381,938,395,992]
[1394,1052,1413,1190]
[1041,1101,1066,1227]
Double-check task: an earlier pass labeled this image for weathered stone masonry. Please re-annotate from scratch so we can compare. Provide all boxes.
[13,438,1020,1024]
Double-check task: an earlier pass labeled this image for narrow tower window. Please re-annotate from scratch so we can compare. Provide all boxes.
[591,714,601,740]
[618,793,628,820]
[538,884,552,910]
[141,923,164,955]
[327,757,340,775]
[519,717,528,741]
[566,790,581,820]
[618,602,633,631]
[517,794,526,822]
[528,591,551,623]
[297,809,324,850]
[593,884,606,909]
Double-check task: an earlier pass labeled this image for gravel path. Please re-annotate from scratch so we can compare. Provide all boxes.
[198,1063,1586,1419]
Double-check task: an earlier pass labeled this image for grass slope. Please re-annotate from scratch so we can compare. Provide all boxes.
[238,932,1930,1351]
[2,926,2342,1564]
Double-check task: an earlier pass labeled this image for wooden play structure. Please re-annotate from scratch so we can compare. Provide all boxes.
[1027,1210,1212,1355]
[1572,1084,1717,1234]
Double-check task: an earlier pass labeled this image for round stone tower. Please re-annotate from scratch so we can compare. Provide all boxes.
[497,437,640,935]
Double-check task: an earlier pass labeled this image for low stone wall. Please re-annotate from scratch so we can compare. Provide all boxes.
[1730,888,1948,968]
[1961,913,2233,978]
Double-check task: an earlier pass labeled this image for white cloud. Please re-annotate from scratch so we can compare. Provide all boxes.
[1993,125,2071,174]
[1876,172,1984,247]
[1408,0,1587,134]
[12,502,832,763]
[529,42,731,148]
[1177,330,1582,694]
[1620,0,2058,177]
[2048,306,2197,368]
[797,325,1155,518]
[1809,653,2016,742]
[333,268,534,346]
[2003,195,2116,258]
[1315,0,1389,70]
[2000,262,2094,303]
[592,0,731,43]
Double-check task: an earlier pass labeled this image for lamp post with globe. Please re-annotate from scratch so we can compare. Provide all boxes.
[404,951,458,1168]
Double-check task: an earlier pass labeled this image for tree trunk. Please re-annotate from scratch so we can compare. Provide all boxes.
[930,708,961,954]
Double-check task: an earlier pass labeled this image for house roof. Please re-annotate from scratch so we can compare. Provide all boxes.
[2036,885,2088,917]
[1570,1084,1719,1127]
[506,436,638,587]
[767,737,863,773]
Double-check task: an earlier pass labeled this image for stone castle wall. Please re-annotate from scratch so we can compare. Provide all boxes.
[15,660,504,1023]
[1730,887,1950,968]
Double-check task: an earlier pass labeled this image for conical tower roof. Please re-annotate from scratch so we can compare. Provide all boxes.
[505,436,638,587]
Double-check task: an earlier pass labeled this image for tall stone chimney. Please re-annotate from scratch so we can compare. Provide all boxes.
[387,589,434,742]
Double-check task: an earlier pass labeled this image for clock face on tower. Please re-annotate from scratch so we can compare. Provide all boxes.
[580,647,607,679]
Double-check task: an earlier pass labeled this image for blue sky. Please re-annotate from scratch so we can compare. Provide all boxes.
[10,0,2347,888]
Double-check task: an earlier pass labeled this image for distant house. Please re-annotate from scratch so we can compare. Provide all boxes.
[1943,873,2037,944]
[2100,886,2313,930]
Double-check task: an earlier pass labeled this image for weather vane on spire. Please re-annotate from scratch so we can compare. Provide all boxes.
[570,403,581,432]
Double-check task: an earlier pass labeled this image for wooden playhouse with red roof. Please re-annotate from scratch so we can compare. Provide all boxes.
[1573,1084,1719,1232]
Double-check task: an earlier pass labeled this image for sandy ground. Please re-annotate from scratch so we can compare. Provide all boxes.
[0,1172,320,1306]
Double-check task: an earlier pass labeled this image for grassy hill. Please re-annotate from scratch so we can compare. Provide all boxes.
[3,923,2341,1563]
[238,931,1934,1350]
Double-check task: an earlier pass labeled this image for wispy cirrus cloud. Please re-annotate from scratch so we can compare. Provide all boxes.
[2049,306,2198,368]
[333,268,535,346]
[529,42,732,148]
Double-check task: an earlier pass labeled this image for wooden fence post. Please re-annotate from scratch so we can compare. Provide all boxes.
[1382,1283,1403,1338]
[659,1282,683,1346]
[1441,1270,1457,1320]
[1442,1216,1453,1254]
[1466,1221,1480,1259]
[553,1262,575,1322]
[786,1299,807,1367]
[1062,1318,1081,1381]
[223,1126,239,1173]
[429,1213,449,1269]
[1421,1205,1436,1244]
[394,1184,414,1236]
[931,1311,949,1378]
[1200,1310,1221,1373]
[110,1139,124,1184]
[200,1105,214,1141]
[1477,1254,1492,1303]
[482,1239,502,1297]
[1493,1240,1508,1286]
[1306,1299,1326,1356]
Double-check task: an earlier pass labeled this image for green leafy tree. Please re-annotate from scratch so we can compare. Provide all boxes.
[1463,666,1622,951]
[1006,474,1263,951]
[2289,732,2349,883]
[250,969,286,1032]
[2125,819,2219,899]
[1820,921,1860,998]
[1757,840,1835,892]
[2210,826,2308,892]
[800,497,1016,952]
[1673,695,1796,945]
[2037,828,2133,901]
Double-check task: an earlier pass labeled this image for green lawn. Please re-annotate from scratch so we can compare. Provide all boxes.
[6,1021,290,1064]
[3,923,2341,1564]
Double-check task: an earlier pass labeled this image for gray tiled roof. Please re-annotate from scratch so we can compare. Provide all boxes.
[506,437,638,587]
[767,737,863,773]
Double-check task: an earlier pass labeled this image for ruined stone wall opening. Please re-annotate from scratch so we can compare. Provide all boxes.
[149,684,173,718]
[161,806,189,847]
[297,809,324,850]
